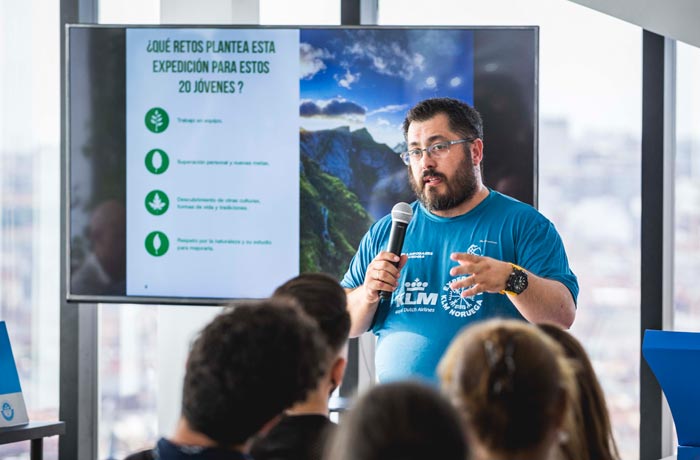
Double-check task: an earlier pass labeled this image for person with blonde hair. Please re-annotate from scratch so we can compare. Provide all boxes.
[538,323,620,460]
[439,319,577,460]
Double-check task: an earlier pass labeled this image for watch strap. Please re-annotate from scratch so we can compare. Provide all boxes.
[500,263,527,296]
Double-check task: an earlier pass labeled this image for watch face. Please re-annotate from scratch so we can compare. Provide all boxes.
[507,268,528,294]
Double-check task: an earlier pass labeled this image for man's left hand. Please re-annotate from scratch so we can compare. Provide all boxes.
[448,253,513,298]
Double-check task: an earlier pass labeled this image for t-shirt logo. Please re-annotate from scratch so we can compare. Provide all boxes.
[439,243,484,318]
[395,278,438,307]
[441,277,483,318]
[466,243,482,256]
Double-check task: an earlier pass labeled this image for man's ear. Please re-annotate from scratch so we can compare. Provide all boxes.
[329,356,347,392]
[471,138,484,166]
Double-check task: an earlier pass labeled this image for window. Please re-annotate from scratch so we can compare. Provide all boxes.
[260,0,340,25]
[0,0,61,459]
[674,41,700,333]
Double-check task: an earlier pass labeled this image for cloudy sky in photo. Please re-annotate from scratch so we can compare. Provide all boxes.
[299,29,474,147]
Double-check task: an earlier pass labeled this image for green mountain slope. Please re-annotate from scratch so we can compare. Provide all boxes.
[300,155,373,279]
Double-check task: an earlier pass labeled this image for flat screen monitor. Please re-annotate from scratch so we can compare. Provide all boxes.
[65,25,538,304]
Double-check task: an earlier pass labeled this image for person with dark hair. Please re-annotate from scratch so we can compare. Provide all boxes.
[124,299,328,460]
[439,319,576,460]
[251,273,351,460]
[342,97,578,383]
[323,381,469,460]
[538,323,621,460]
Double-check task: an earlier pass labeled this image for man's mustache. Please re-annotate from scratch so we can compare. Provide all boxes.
[422,168,447,181]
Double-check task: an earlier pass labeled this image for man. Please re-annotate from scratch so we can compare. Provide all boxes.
[341,97,578,383]
[125,299,328,460]
[251,273,351,460]
[71,199,126,295]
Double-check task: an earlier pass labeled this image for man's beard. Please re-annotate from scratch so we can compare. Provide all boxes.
[408,155,478,212]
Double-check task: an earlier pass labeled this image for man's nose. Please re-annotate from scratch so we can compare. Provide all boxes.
[418,149,437,169]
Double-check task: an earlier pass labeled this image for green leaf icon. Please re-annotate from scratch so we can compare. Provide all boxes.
[145,190,169,215]
[145,231,169,256]
[145,149,169,174]
[145,107,170,133]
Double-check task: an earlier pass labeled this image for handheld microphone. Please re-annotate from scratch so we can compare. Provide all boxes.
[379,202,413,300]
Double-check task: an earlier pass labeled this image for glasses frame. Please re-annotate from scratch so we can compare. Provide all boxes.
[399,137,477,165]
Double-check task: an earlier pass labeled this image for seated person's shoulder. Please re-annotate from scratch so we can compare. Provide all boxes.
[123,449,155,460]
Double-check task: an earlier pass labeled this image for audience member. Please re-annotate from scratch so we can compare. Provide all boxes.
[124,299,328,460]
[251,273,351,460]
[538,323,621,460]
[323,381,469,460]
[439,319,576,460]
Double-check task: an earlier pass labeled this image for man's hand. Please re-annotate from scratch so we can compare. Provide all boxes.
[448,253,512,298]
[346,251,407,337]
[448,252,576,328]
[361,251,408,302]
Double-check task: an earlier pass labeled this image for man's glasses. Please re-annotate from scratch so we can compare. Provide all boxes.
[399,138,477,165]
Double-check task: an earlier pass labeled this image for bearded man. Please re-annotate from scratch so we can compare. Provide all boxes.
[341,97,578,383]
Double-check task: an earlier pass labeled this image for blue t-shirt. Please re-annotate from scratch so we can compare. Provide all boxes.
[341,190,578,383]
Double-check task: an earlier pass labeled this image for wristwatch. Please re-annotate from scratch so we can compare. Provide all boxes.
[501,263,528,295]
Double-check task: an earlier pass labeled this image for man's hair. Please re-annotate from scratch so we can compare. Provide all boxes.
[402,97,484,141]
[325,381,469,460]
[439,319,576,457]
[273,273,350,355]
[181,299,327,446]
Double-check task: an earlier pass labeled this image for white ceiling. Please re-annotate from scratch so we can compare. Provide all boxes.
[568,0,700,48]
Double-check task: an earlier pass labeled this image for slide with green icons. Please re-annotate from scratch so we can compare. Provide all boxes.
[126,28,300,298]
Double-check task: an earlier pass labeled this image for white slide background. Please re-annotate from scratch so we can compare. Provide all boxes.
[126,28,300,298]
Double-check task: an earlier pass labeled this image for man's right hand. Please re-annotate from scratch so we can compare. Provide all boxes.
[346,251,408,337]
[361,251,408,303]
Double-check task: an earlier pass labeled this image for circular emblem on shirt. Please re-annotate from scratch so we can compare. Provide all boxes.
[441,276,483,318]
[466,244,482,256]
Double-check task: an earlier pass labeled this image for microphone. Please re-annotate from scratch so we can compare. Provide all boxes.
[379,202,413,300]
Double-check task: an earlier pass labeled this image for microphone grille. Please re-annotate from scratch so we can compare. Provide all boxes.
[391,202,413,224]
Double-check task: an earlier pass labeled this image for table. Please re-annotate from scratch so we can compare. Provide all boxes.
[0,421,65,460]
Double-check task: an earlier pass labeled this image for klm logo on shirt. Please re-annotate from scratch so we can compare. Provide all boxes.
[394,278,438,314]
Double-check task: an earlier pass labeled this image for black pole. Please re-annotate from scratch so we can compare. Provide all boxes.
[337,0,363,402]
[341,0,361,26]
[640,29,665,460]
[60,1,98,459]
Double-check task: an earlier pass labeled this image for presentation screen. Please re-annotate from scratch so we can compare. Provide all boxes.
[65,25,538,304]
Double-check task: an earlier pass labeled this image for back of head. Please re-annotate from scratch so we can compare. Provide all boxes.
[181,299,328,446]
[439,319,575,458]
[538,323,620,460]
[402,97,484,141]
[273,272,350,355]
[325,381,468,460]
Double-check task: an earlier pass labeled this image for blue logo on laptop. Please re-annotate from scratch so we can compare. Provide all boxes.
[1,402,14,421]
